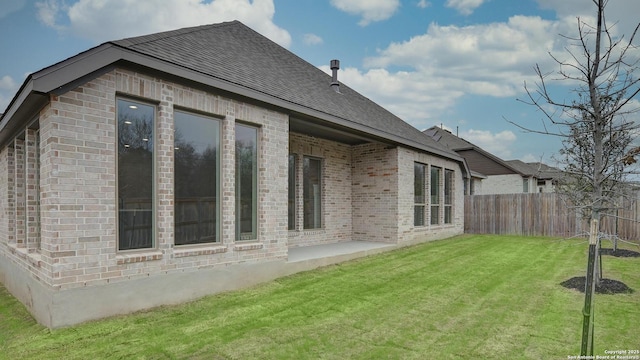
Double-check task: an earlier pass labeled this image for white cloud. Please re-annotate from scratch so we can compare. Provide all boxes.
[460,129,517,158]
[36,0,63,28]
[365,16,561,87]
[328,2,638,133]
[537,0,640,44]
[0,0,27,18]
[416,0,431,9]
[521,153,542,163]
[318,15,564,127]
[303,33,323,46]
[0,76,17,91]
[35,0,291,47]
[445,0,485,16]
[330,0,400,26]
[301,15,573,136]
[320,64,464,130]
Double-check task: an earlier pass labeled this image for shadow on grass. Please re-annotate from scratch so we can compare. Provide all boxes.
[560,277,634,295]
[600,248,640,258]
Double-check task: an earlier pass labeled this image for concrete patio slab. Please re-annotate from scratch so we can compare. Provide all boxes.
[285,241,395,274]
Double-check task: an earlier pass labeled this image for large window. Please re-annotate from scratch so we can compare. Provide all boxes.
[444,169,454,224]
[430,166,441,225]
[303,157,322,229]
[117,99,155,250]
[414,163,426,226]
[236,124,258,240]
[174,111,220,245]
[288,154,296,230]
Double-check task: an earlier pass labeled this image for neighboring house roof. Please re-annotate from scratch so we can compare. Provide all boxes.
[526,162,563,180]
[424,126,524,176]
[504,160,536,177]
[0,21,463,166]
[504,160,564,180]
[469,170,488,179]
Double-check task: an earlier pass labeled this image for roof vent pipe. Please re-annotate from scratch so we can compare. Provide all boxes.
[330,59,340,93]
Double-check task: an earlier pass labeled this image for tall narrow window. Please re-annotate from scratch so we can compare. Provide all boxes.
[523,178,529,193]
[430,166,441,225]
[444,169,454,224]
[14,137,25,246]
[288,154,296,230]
[414,163,426,226]
[174,111,220,245]
[35,130,40,249]
[7,142,15,245]
[236,124,258,240]
[117,99,155,250]
[303,157,322,229]
[25,128,41,249]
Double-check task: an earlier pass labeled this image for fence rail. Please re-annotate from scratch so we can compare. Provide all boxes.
[464,193,640,242]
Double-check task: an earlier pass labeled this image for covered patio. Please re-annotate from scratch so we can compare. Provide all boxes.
[286,241,395,273]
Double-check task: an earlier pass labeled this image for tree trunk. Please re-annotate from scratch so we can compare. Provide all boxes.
[581,219,599,356]
[589,0,605,287]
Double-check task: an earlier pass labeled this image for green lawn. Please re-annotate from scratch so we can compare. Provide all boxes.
[1,234,638,359]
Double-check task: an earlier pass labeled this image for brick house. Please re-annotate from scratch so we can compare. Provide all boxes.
[0,21,468,328]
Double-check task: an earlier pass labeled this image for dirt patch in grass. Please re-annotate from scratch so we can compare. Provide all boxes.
[600,248,640,258]
[560,276,634,294]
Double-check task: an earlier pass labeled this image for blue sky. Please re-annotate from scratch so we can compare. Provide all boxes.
[1,0,639,164]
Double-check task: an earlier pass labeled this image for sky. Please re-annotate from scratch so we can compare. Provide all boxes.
[1,0,639,164]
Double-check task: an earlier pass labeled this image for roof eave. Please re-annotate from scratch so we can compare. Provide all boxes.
[0,88,48,146]
[2,42,463,163]
[113,48,464,161]
[109,45,465,163]
[0,44,126,146]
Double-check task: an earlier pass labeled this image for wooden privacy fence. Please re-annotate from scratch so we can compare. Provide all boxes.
[464,193,640,241]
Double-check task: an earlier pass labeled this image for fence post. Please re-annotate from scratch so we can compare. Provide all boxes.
[580,219,598,356]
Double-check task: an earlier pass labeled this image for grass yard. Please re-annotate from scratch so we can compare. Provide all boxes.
[1,234,639,359]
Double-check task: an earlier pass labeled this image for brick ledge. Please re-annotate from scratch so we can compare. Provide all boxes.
[8,245,43,267]
[173,246,228,258]
[116,251,163,265]
[234,243,264,251]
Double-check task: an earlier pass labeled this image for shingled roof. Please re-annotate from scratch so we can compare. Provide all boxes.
[504,160,564,181]
[424,126,521,176]
[1,21,461,163]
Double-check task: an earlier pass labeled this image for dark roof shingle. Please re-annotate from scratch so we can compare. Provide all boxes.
[2,21,462,162]
[111,21,457,158]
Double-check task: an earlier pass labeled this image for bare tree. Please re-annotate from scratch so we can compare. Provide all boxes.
[513,0,640,232]
[510,1,639,355]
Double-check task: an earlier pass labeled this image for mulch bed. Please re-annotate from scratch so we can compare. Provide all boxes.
[600,248,640,258]
[560,276,634,294]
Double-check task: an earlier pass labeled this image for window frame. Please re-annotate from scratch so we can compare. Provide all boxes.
[116,97,157,251]
[14,136,25,247]
[430,166,442,225]
[288,154,297,231]
[444,169,454,224]
[235,123,259,241]
[173,110,221,246]
[303,156,323,230]
[414,162,427,226]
